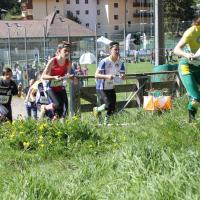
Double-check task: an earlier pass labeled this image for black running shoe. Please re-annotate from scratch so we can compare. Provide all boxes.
[188,109,197,123]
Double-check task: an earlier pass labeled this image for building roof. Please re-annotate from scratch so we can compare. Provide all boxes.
[45,11,95,37]
[0,11,95,39]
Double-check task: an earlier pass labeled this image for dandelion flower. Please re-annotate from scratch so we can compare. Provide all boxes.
[23,141,30,149]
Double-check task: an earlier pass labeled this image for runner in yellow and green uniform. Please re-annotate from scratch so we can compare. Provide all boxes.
[174,17,200,122]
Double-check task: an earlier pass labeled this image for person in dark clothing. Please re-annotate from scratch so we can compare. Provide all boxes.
[0,67,22,122]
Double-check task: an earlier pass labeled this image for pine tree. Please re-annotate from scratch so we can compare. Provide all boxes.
[164,0,195,34]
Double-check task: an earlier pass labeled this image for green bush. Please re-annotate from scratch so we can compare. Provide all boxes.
[1,116,101,154]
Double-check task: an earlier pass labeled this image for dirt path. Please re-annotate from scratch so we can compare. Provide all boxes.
[11,96,26,120]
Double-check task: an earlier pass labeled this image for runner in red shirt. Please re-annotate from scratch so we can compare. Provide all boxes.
[41,41,71,119]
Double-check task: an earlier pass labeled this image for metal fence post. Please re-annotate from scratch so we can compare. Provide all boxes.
[69,79,81,117]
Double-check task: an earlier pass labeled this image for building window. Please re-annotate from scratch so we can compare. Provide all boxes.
[114,3,118,8]
[85,10,89,15]
[56,0,59,2]
[114,15,118,20]
[67,10,71,16]
[128,21,131,27]
[76,10,80,15]
[66,0,70,4]
[97,0,100,5]
[97,10,100,15]
[76,0,79,4]
[114,25,119,30]
[97,22,101,28]
[85,0,88,4]
[86,23,89,28]
[56,10,60,13]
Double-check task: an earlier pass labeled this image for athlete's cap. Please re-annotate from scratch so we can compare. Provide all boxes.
[57,41,71,49]
[109,41,119,49]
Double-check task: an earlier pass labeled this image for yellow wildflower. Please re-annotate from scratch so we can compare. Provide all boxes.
[10,133,15,139]
[38,135,43,143]
[56,131,62,137]
[72,116,79,121]
[19,131,24,135]
[39,123,48,132]
[23,141,30,149]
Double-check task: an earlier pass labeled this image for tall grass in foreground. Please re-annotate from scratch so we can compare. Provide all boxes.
[1,95,200,199]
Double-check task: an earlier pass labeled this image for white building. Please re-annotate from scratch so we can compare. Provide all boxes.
[65,0,97,31]
[32,0,65,19]
[30,0,153,36]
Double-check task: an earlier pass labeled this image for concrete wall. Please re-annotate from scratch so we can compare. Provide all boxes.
[32,0,64,19]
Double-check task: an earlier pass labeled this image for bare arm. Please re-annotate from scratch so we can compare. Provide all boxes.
[174,37,194,60]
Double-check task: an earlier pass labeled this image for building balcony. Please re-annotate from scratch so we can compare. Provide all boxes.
[133,2,153,7]
[133,12,153,17]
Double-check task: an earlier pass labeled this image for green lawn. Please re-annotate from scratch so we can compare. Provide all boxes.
[87,62,154,76]
[0,96,200,199]
[1,61,191,199]
[84,62,154,86]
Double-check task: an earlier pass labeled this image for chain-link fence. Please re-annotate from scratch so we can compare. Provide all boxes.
[0,21,193,81]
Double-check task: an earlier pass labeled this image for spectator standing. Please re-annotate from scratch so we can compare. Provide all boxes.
[16,66,23,86]
[82,64,89,86]
[165,49,169,63]
[134,49,139,63]
[12,67,17,82]
[72,62,78,71]
[150,49,155,64]
[75,64,84,87]
[169,49,174,62]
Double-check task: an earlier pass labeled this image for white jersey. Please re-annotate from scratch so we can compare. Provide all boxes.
[96,56,125,90]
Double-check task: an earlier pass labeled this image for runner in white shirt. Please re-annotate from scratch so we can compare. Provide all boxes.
[94,41,125,123]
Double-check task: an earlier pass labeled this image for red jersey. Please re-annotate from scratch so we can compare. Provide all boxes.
[49,57,70,91]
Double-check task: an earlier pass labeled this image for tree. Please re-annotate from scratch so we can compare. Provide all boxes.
[194,0,200,3]
[0,0,20,11]
[0,0,21,17]
[164,0,195,34]
[66,11,81,24]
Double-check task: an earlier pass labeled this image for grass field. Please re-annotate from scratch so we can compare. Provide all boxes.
[2,61,194,199]
[0,96,200,199]
[87,62,154,76]
[84,62,154,87]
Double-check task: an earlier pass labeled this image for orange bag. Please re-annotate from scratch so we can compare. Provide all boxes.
[143,96,172,111]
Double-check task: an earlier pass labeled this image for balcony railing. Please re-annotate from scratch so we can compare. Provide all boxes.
[133,2,153,7]
[133,12,153,17]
